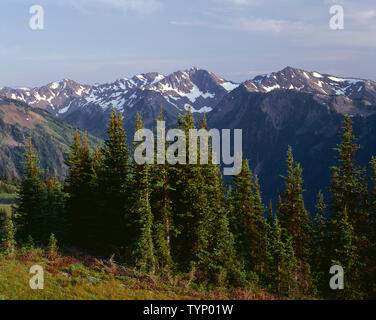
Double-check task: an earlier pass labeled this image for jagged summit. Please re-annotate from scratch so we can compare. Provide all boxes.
[243,66,375,101]
[1,66,375,132]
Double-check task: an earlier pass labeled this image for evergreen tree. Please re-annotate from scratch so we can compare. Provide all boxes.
[41,170,66,243]
[170,108,207,272]
[266,213,298,297]
[97,110,130,251]
[312,191,329,295]
[150,109,173,271]
[230,159,255,269]
[1,217,16,255]
[266,201,274,228]
[369,157,376,298]
[279,146,313,263]
[25,234,35,250]
[330,207,363,299]
[199,154,245,286]
[328,115,370,297]
[48,233,58,255]
[278,146,313,295]
[133,165,156,273]
[128,112,149,259]
[65,129,96,248]
[15,135,45,242]
[252,175,268,274]
[329,114,369,236]
[169,108,244,285]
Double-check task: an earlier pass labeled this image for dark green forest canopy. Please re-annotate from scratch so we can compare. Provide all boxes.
[5,108,375,299]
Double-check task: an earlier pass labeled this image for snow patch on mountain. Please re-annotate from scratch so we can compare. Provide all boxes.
[184,104,212,113]
[185,84,215,103]
[221,82,239,92]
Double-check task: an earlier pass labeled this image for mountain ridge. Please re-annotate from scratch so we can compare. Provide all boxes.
[2,66,376,212]
[2,66,375,123]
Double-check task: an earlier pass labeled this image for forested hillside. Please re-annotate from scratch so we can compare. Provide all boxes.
[1,108,374,300]
[0,97,101,179]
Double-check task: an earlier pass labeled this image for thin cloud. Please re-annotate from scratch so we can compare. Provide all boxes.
[348,10,376,23]
[94,0,162,13]
[8,0,162,14]
[216,17,306,35]
[212,0,263,6]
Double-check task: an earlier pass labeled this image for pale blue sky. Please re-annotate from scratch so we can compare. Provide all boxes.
[0,0,375,87]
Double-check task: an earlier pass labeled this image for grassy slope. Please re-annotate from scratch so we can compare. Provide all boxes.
[0,249,275,300]
[0,97,102,179]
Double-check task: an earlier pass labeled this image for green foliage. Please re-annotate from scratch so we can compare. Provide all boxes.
[48,233,58,255]
[1,216,16,256]
[150,109,174,271]
[328,115,371,298]
[265,213,298,297]
[279,146,313,263]
[25,235,35,250]
[10,109,376,298]
[330,208,364,299]
[14,135,45,242]
[0,99,101,180]
[230,160,267,281]
[133,165,156,273]
[278,146,314,295]
[312,191,329,294]
[96,110,131,251]
[64,129,97,248]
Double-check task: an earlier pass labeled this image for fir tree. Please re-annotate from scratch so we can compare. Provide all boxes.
[168,107,244,285]
[328,115,370,297]
[199,154,245,286]
[15,135,45,242]
[266,213,298,297]
[150,109,173,271]
[170,108,207,272]
[312,191,329,295]
[97,110,130,250]
[133,165,156,273]
[1,217,16,255]
[329,114,369,236]
[48,233,58,255]
[25,234,35,250]
[65,129,96,248]
[279,146,313,263]
[330,207,363,299]
[278,146,313,295]
[252,175,268,274]
[266,201,274,228]
[41,170,66,243]
[369,157,376,297]
[230,159,255,269]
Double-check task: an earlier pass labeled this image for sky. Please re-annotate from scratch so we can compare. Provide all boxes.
[0,0,375,87]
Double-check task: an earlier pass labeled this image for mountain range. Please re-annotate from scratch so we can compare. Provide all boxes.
[2,66,376,210]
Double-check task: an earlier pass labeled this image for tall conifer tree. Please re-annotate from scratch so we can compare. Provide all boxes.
[15,135,45,242]
[65,129,96,247]
[134,165,156,273]
[98,110,130,250]
[279,146,313,263]
[150,109,173,271]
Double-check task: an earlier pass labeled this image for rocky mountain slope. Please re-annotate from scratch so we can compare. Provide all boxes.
[0,97,101,179]
[2,66,375,136]
[0,67,238,136]
[208,84,376,209]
